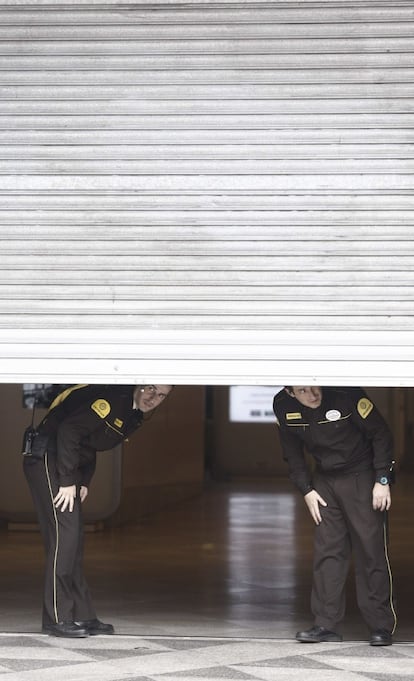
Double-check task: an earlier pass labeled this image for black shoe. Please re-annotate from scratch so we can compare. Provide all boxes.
[75,618,114,635]
[370,629,392,646]
[42,621,89,638]
[296,625,343,643]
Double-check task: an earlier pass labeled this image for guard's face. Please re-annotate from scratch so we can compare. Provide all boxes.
[286,386,323,409]
[134,385,173,413]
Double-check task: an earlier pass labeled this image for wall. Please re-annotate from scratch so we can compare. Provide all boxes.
[209,386,400,479]
[208,386,284,479]
[0,384,205,525]
[113,384,205,523]
[0,382,409,523]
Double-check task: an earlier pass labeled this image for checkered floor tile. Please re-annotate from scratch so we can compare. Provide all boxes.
[0,634,411,681]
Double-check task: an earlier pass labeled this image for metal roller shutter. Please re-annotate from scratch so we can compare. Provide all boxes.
[0,0,413,385]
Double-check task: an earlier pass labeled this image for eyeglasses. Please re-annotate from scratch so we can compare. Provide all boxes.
[141,385,169,401]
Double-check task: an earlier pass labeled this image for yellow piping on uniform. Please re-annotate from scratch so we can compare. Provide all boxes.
[104,420,124,436]
[317,414,352,425]
[44,452,60,624]
[48,384,89,412]
[383,516,397,635]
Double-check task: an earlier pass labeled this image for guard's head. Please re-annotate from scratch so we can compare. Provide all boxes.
[285,386,322,409]
[134,384,173,413]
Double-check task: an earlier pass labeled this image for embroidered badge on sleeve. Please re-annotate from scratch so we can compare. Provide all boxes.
[91,399,111,418]
[357,398,373,419]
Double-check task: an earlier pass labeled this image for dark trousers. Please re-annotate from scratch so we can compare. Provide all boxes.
[311,469,397,633]
[23,450,96,627]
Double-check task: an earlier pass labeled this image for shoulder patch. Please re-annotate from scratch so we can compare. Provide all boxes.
[357,398,373,419]
[91,399,111,419]
[286,412,302,420]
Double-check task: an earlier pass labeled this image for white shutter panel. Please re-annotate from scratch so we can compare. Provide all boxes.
[0,0,413,385]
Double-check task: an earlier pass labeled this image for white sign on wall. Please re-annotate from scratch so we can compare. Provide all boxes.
[229,386,284,423]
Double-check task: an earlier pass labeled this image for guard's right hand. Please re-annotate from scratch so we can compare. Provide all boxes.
[53,485,77,513]
[80,486,88,503]
[304,489,328,525]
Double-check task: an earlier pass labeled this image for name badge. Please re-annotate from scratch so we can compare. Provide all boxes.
[326,409,341,421]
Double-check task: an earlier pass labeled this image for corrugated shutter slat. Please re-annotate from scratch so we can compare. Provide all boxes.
[0,0,413,385]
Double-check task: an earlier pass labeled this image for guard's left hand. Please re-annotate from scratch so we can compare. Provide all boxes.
[372,482,391,511]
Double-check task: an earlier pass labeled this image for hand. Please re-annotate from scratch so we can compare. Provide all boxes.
[372,482,391,511]
[79,486,88,503]
[53,485,76,513]
[304,489,328,525]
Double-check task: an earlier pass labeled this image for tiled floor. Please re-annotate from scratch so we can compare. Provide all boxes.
[0,633,412,680]
[0,479,412,679]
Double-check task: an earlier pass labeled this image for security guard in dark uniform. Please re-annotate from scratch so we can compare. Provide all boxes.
[23,383,172,638]
[273,386,397,646]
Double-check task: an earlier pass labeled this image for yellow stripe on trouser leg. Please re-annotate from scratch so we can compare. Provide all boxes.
[44,452,60,624]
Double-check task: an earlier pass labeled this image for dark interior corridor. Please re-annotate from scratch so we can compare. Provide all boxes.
[0,477,412,643]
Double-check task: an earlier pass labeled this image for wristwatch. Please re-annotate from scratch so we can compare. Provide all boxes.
[378,476,389,485]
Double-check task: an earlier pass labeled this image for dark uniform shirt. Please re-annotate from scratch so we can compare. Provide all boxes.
[39,384,143,488]
[273,387,393,496]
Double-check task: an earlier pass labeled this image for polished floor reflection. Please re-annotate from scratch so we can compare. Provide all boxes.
[0,477,412,643]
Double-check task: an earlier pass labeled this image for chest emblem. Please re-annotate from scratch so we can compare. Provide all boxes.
[325,409,341,421]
